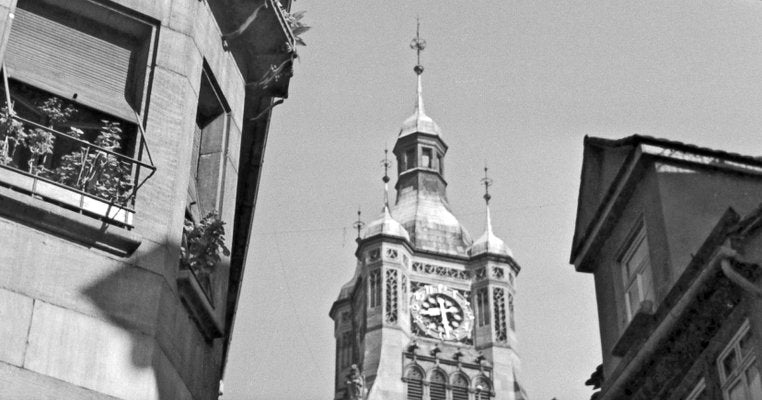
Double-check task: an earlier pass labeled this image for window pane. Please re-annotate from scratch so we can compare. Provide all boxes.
[727,379,745,400]
[625,284,639,320]
[639,262,654,303]
[723,350,739,379]
[422,149,432,168]
[741,331,755,358]
[746,362,762,400]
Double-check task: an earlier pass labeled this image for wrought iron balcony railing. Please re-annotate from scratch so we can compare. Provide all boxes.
[0,113,156,226]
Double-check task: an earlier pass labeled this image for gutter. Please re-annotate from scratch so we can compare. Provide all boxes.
[600,245,739,399]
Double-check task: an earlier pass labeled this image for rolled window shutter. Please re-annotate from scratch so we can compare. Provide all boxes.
[5,5,138,121]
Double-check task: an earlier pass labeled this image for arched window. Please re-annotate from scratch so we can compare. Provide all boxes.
[474,376,493,400]
[452,373,469,400]
[430,370,447,400]
[405,367,424,400]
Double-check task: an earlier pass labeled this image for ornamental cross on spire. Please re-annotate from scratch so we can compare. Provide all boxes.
[410,17,426,75]
[481,166,493,205]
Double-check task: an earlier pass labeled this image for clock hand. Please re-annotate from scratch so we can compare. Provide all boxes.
[420,308,441,316]
[437,297,452,336]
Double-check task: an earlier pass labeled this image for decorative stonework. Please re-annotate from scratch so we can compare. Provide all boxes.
[369,249,380,262]
[385,269,399,324]
[412,261,470,281]
[493,287,508,343]
[509,293,515,331]
[491,266,504,279]
[402,254,410,268]
[401,274,408,311]
[474,267,487,281]
[385,248,399,260]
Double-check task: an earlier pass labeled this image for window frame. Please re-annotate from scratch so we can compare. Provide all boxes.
[618,220,654,323]
[685,378,706,400]
[717,320,762,400]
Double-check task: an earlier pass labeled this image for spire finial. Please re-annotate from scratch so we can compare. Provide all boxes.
[481,166,493,205]
[410,17,426,75]
[381,147,391,207]
[353,208,365,240]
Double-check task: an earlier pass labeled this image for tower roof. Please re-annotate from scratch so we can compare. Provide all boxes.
[468,205,513,257]
[362,205,410,241]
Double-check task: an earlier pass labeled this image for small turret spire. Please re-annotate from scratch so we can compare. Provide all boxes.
[399,17,442,137]
[468,166,513,257]
[410,17,427,116]
[481,166,494,235]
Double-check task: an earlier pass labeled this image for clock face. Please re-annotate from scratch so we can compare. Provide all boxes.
[410,284,474,341]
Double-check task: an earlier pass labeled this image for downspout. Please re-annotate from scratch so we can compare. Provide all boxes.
[721,256,762,298]
[600,246,739,400]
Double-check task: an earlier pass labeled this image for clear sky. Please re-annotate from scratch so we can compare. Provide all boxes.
[223,1,762,399]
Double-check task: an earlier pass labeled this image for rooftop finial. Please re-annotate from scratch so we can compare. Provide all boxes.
[353,208,365,240]
[410,17,426,75]
[381,147,391,207]
[481,166,493,205]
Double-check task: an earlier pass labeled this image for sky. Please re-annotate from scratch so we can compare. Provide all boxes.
[223,1,762,399]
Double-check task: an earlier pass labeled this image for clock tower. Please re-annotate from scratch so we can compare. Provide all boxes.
[329,26,528,400]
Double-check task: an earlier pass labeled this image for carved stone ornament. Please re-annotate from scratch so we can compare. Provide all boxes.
[346,364,366,400]
[410,284,475,341]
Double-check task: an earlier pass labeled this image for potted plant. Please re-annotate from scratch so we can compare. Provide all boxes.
[180,210,231,300]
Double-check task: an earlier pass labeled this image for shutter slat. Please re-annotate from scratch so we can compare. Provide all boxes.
[5,7,135,121]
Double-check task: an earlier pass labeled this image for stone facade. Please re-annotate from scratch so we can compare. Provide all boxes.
[572,135,762,400]
[0,0,298,398]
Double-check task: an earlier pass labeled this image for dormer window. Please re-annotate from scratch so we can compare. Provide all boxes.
[422,148,432,169]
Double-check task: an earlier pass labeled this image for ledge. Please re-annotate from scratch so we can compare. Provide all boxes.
[0,185,141,257]
[177,268,224,340]
[612,300,655,357]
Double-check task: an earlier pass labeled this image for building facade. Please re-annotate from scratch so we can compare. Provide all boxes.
[571,135,762,400]
[329,45,528,400]
[0,0,300,398]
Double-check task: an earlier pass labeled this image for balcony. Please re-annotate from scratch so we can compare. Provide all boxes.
[0,114,155,227]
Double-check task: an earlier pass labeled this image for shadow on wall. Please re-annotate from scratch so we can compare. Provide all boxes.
[82,240,220,400]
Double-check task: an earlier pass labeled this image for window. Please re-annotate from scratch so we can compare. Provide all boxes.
[476,288,490,327]
[0,0,156,226]
[429,370,447,400]
[685,378,708,400]
[452,373,469,400]
[5,0,154,122]
[437,154,443,173]
[421,148,432,169]
[405,149,415,171]
[405,368,424,400]
[475,377,493,400]
[718,322,762,400]
[619,222,654,322]
[369,269,381,308]
[187,66,230,223]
